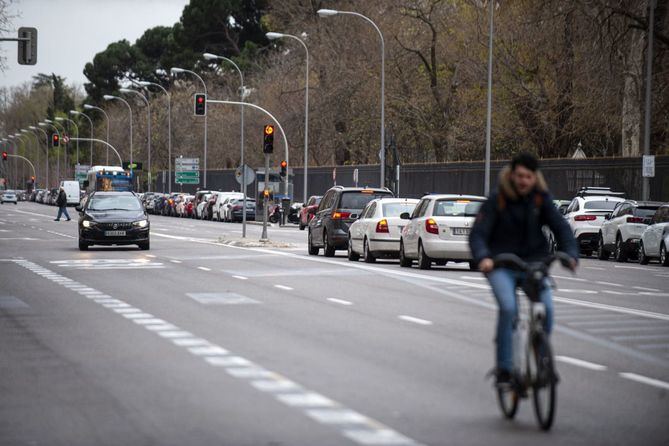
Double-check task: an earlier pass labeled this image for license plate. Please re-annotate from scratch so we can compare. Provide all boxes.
[105,230,126,236]
[452,228,470,236]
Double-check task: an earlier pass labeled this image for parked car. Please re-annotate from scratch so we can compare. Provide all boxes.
[76,191,150,251]
[1,189,18,204]
[399,194,486,270]
[200,193,218,220]
[227,198,256,222]
[299,195,322,230]
[308,186,394,257]
[192,190,215,219]
[212,192,244,221]
[175,195,194,217]
[598,200,662,262]
[564,187,625,256]
[638,204,669,266]
[348,198,419,262]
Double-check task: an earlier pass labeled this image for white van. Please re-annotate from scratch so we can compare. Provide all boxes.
[60,180,81,206]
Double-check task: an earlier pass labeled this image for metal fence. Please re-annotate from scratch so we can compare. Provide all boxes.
[160,156,669,202]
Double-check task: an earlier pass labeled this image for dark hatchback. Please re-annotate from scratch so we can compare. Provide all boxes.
[77,191,150,251]
[230,198,256,222]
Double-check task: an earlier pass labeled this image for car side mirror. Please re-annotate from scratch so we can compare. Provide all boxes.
[350,213,359,220]
[75,205,82,212]
[604,213,611,220]
[400,212,411,220]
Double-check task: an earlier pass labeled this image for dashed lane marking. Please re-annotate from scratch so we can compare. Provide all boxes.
[197,266,212,271]
[553,296,669,322]
[232,275,248,280]
[619,373,669,391]
[170,260,182,264]
[555,355,608,371]
[274,285,293,291]
[327,298,353,306]
[11,258,424,446]
[634,286,661,292]
[398,315,433,326]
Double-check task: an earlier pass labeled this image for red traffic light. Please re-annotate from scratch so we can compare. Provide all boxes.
[52,134,60,146]
[194,93,206,116]
[280,160,287,168]
[1,151,7,161]
[280,160,287,177]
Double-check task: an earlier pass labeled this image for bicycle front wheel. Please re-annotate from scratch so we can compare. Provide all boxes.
[497,385,519,419]
[531,333,557,431]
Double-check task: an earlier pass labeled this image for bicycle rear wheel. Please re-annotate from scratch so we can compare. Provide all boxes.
[531,333,557,431]
[497,385,519,419]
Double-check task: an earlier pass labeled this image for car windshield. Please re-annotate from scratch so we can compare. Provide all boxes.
[584,200,620,210]
[434,199,483,217]
[382,202,417,217]
[635,207,659,218]
[88,195,142,211]
[340,192,392,210]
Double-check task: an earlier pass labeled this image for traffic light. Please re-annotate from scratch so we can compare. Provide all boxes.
[263,125,274,154]
[280,160,287,178]
[1,151,7,161]
[194,93,206,116]
[30,176,35,184]
[52,133,60,147]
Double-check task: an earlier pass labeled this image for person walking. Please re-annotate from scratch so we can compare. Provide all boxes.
[54,187,71,221]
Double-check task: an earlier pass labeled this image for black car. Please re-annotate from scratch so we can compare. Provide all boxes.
[77,191,150,251]
[229,198,256,222]
[308,186,393,256]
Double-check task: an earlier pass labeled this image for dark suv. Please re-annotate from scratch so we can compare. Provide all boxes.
[308,186,393,256]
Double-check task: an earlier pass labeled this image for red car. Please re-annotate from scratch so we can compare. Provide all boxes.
[299,195,322,230]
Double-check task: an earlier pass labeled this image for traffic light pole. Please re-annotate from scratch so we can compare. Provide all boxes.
[261,153,270,242]
[7,154,36,187]
[69,138,123,165]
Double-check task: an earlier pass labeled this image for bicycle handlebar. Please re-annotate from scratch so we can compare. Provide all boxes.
[493,252,574,272]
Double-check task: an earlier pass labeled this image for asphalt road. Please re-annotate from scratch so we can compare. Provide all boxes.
[1,201,668,446]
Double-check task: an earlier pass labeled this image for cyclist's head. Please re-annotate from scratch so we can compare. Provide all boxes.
[510,152,539,196]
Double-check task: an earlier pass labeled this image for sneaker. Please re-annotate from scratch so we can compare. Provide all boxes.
[495,369,512,388]
[66,218,71,221]
[54,219,60,221]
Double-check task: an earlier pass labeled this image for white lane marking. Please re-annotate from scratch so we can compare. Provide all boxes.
[145,254,156,258]
[306,409,369,424]
[205,356,252,367]
[197,266,212,271]
[639,292,669,297]
[171,338,210,347]
[327,298,353,306]
[398,315,433,326]
[585,266,605,271]
[122,312,154,319]
[613,265,648,270]
[587,326,669,334]
[459,275,486,281]
[636,343,669,350]
[553,296,669,322]
[188,345,229,356]
[602,290,629,296]
[132,318,168,325]
[11,209,54,219]
[156,330,194,339]
[619,373,669,391]
[612,334,669,341]
[170,259,182,264]
[344,429,415,446]
[557,289,599,294]
[634,286,661,292]
[225,367,275,379]
[596,281,622,287]
[555,355,608,371]
[232,275,248,280]
[251,379,300,392]
[46,230,75,239]
[274,284,293,291]
[553,274,587,282]
[276,393,336,408]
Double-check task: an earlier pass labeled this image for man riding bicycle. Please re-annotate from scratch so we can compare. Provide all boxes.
[469,153,578,386]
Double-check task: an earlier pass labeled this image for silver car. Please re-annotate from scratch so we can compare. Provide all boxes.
[1,190,18,204]
[638,204,669,266]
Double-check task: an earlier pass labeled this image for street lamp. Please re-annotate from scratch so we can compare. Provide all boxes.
[137,80,172,193]
[83,104,110,164]
[318,8,385,188]
[30,125,49,188]
[484,0,495,196]
[171,66,208,188]
[121,88,152,191]
[264,32,310,204]
[55,116,80,167]
[39,121,60,182]
[69,110,94,166]
[103,95,133,166]
[21,128,41,185]
[203,52,248,234]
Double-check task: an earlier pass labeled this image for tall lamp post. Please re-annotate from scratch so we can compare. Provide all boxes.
[39,122,60,182]
[137,81,171,193]
[69,110,94,166]
[264,33,310,204]
[171,67,208,188]
[642,0,656,201]
[45,119,68,178]
[20,129,40,183]
[55,117,79,167]
[484,0,495,196]
[83,104,110,164]
[121,88,152,191]
[103,95,133,166]
[318,8,385,188]
[30,125,49,188]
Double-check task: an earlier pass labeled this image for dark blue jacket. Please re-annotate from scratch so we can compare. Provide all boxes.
[469,189,578,264]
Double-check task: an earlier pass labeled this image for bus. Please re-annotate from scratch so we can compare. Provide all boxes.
[84,166,134,195]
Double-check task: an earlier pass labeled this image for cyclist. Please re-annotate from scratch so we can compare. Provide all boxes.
[469,153,578,386]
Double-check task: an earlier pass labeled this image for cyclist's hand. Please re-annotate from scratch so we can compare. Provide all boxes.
[479,258,494,273]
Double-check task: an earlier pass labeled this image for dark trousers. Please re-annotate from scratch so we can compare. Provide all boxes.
[56,206,70,220]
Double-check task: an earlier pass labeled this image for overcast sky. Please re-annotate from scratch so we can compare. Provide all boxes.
[1,0,188,90]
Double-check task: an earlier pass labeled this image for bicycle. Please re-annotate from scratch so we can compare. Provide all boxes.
[491,252,573,431]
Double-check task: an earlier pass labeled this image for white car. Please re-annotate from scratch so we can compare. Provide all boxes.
[347,198,419,262]
[638,204,669,266]
[598,200,662,262]
[1,190,18,204]
[564,187,625,256]
[212,192,245,222]
[399,194,486,270]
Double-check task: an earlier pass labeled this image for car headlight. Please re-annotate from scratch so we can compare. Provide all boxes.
[82,220,95,228]
[133,219,148,228]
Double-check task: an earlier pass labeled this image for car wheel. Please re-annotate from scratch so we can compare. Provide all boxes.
[347,236,360,262]
[596,234,609,260]
[417,241,431,270]
[661,243,669,267]
[138,240,150,250]
[638,241,649,265]
[78,239,88,251]
[614,235,628,263]
[363,238,376,263]
[308,230,319,256]
[323,231,335,257]
[399,240,412,268]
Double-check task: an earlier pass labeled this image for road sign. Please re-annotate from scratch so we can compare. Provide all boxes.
[176,178,199,184]
[175,171,199,178]
[175,157,199,171]
[122,162,143,170]
[642,155,655,178]
[62,135,70,144]
[235,164,255,186]
[175,157,200,184]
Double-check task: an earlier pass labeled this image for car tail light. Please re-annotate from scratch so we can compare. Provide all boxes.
[627,216,645,224]
[332,210,351,220]
[574,215,597,221]
[426,218,439,234]
[233,205,242,210]
[376,219,389,233]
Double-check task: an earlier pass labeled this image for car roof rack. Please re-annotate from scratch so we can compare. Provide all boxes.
[576,186,625,198]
